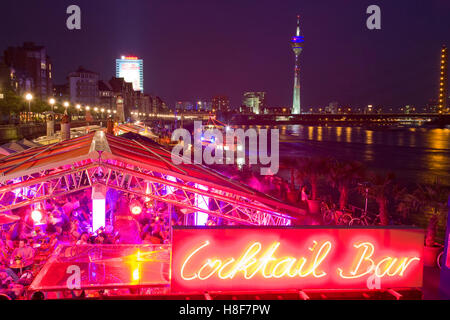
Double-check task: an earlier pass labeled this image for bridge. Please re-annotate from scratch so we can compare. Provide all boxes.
[146,112,450,127]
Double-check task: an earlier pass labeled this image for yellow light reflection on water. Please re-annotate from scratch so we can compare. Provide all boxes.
[365,130,373,144]
[308,126,314,140]
[364,130,374,161]
[424,129,450,172]
[317,126,323,141]
[336,127,342,142]
[345,127,352,143]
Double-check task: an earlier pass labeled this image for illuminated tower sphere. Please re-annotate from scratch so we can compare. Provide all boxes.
[438,45,448,114]
[291,15,304,115]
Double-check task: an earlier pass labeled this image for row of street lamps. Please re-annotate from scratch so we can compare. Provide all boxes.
[131,112,150,117]
[23,93,116,122]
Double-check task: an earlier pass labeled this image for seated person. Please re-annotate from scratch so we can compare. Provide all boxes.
[0,270,21,299]
[0,241,19,283]
[10,239,35,269]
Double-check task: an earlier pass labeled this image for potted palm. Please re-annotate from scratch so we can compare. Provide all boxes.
[295,157,329,214]
[327,159,365,210]
[399,179,448,267]
[358,172,396,226]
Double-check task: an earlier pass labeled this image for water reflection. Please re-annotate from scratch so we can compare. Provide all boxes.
[365,130,373,144]
[317,126,323,142]
[280,125,450,186]
[424,129,450,172]
[345,127,352,143]
[336,127,342,142]
[308,126,314,140]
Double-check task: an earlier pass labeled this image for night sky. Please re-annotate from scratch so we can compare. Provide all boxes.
[1,0,449,109]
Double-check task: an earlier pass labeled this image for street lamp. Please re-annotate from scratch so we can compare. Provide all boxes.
[49,98,55,112]
[76,104,81,119]
[93,107,98,120]
[25,93,33,122]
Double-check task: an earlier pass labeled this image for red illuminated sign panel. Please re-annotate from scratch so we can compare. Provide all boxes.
[171,227,424,292]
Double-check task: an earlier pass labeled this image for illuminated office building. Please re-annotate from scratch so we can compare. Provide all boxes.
[115,56,144,93]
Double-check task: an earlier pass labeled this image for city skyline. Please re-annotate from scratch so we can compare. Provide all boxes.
[0,0,449,110]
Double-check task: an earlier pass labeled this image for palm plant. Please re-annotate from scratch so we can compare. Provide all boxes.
[280,157,298,188]
[327,159,365,210]
[398,178,448,246]
[295,156,330,200]
[359,172,396,226]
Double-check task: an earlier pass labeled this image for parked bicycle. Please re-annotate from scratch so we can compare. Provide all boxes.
[321,202,353,226]
[349,212,381,226]
[436,244,445,270]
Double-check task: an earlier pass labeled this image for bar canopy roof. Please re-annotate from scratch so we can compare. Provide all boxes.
[0,131,302,225]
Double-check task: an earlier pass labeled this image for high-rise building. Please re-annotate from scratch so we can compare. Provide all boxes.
[212,95,230,113]
[438,45,448,114]
[68,66,99,106]
[3,42,53,99]
[291,15,304,114]
[115,56,144,93]
[242,92,266,114]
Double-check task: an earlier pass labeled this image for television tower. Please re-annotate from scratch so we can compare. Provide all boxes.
[438,45,448,114]
[291,15,304,114]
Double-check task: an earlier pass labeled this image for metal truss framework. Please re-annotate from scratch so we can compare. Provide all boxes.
[0,158,293,226]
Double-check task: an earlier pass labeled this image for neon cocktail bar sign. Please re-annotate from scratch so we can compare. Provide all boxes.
[171,227,424,292]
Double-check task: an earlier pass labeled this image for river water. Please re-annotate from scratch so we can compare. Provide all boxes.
[275,125,450,187]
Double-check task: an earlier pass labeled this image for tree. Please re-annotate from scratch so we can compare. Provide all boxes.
[327,159,365,210]
[0,89,24,113]
[295,156,330,200]
[360,172,396,225]
[0,90,50,123]
[279,157,298,188]
[397,178,448,246]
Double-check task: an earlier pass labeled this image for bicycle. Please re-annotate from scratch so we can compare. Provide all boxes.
[321,202,338,225]
[349,212,380,226]
[436,243,445,270]
[321,202,353,226]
